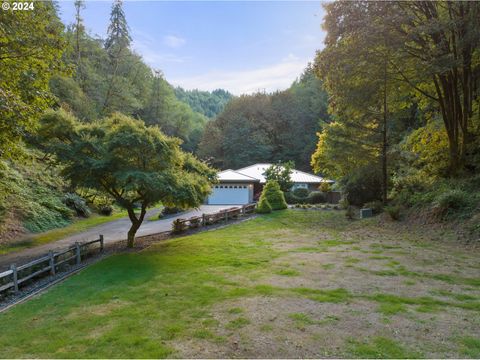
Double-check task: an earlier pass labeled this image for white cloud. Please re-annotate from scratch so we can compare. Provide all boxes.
[169,55,310,95]
[132,33,189,67]
[163,35,186,48]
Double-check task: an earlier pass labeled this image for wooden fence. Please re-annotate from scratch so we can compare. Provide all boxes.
[0,203,257,296]
[0,236,104,295]
[173,204,257,231]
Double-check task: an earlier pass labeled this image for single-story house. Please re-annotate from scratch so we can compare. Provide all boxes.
[207,163,332,205]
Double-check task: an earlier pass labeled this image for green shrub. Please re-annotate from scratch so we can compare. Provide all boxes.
[99,205,113,216]
[162,207,182,216]
[256,196,272,214]
[293,188,309,198]
[342,165,382,206]
[307,191,326,204]
[172,219,188,233]
[319,181,332,192]
[63,193,91,218]
[364,201,384,214]
[284,191,299,204]
[262,180,287,210]
[434,189,470,217]
[385,205,401,221]
[339,197,349,210]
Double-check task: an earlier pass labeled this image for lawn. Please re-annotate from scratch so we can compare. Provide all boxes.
[0,210,479,358]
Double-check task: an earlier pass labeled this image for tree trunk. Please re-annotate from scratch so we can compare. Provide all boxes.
[127,222,140,248]
[125,203,148,248]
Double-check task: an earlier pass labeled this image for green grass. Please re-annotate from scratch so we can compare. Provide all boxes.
[276,268,300,276]
[0,211,129,255]
[348,336,421,358]
[458,337,480,357]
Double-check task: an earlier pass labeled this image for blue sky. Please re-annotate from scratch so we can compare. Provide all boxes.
[58,1,326,95]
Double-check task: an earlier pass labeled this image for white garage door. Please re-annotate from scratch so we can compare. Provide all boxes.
[208,185,249,205]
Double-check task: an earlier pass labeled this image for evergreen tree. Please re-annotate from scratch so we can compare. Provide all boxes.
[104,0,131,51]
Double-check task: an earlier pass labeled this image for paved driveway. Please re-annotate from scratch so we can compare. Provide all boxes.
[0,205,232,269]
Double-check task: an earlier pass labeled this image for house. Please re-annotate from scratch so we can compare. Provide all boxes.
[207,163,332,205]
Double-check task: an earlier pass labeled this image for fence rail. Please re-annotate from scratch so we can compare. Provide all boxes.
[0,235,104,295]
[0,203,257,296]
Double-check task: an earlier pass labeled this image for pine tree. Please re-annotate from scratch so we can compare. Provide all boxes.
[104,0,131,51]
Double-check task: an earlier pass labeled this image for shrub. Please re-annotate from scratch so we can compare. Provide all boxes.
[63,193,90,218]
[319,181,332,192]
[339,197,349,210]
[172,218,188,233]
[99,205,113,216]
[293,188,309,198]
[342,165,382,206]
[262,180,287,210]
[256,196,272,214]
[385,205,401,221]
[162,207,182,216]
[307,191,326,204]
[364,200,384,214]
[284,191,298,204]
[434,189,470,217]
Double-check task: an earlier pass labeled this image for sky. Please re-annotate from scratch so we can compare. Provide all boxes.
[58,1,326,95]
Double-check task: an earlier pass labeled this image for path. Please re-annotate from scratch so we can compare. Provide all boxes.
[0,205,231,269]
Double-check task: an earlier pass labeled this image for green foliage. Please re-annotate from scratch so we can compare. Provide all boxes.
[385,205,401,221]
[293,188,309,198]
[198,66,329,170]
[434,190,470,218]
[0,1,66,161]
[364,201,384,214]
[63,193,91,218]
[345,206,355,220]
[174,88,233,118]
[264,161,294,192]
[348,337,420,358]
[38,110,216,246]
[342,165,382,206]
[256,196,272,214]
[261,180,287,211]
[319,181,332,192]
[307,191,326,204]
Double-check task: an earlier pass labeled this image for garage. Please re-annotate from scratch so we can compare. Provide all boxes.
[206,170,258,205]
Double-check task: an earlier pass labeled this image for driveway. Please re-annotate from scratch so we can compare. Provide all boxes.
[0,205,232,269]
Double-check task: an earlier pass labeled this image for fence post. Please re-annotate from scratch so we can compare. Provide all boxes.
[241,205,246,215]
[49,250,55,276]
[202,213,206,226]
[99,234,104,252]
[10,264,18,293]
[225,211,228,223]
[75,242,81,265]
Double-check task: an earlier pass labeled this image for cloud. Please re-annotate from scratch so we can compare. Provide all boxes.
[132,33,189,67]
[163,35,186,48]
[169,54,310,95]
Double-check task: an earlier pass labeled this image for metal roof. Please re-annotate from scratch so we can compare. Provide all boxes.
[235,163,332,184]
[217,169,260,183]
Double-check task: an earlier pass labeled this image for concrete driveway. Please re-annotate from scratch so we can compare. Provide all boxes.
[0,205,232,269]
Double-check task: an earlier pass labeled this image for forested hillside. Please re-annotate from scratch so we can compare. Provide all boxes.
[198,66,329,171]
[311,2,480,237]
[174,88,233,118]
[0,0,218,241]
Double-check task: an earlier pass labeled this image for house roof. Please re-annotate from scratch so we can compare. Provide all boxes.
[235,163,333,184]
[217,169,260,183]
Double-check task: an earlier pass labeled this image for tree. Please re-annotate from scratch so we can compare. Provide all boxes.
[0,0,65,160]
[38,110,216,247]
[264,161,294,192]
[104,0,131,51]
[261,180,288,211]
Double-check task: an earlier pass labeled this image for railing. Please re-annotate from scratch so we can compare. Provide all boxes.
[173,204,256,231]
[0,236,104,295]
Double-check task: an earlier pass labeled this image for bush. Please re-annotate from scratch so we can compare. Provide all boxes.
[172,218,188,233]
[162,207,182,216]
[293,188,309,198]
[262,180,287,210]
[284,191,298,204]
[63,193,91,218]
[434,189,470,217]
[99,205,113,216]
[256,196,272,214]
[385,205,401,220]
[319,181,332,192]
[342,165,382,206]
[364,200,384,214]
[307,191,326,204]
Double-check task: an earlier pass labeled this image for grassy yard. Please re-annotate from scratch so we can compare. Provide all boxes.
[0,210,479,358]
[0,211,129,255]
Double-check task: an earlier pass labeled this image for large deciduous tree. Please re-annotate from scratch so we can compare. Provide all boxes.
[38,110,216,247]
